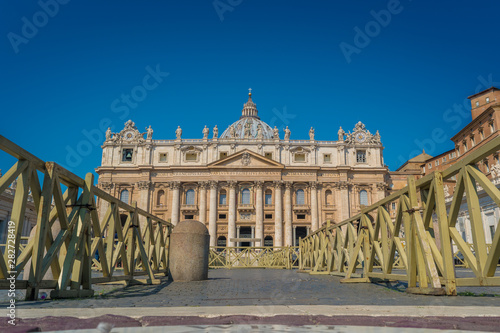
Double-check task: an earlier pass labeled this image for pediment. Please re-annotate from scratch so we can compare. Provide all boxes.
[208,150,284,169]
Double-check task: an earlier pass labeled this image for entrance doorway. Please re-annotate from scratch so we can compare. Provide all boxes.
[239,226,252,247]
[295,227,307,246]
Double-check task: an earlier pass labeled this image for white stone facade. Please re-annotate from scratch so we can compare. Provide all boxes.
[96,92,389,246]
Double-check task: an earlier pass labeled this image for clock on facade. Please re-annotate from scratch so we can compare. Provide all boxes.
[124,131,135,140]
[355,132,366,143]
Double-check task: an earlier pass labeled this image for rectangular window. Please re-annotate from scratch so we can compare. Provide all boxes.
[265,214,273,219]
[435,160,439,166]
[219,152,227,159]
[471,136,475,147]
[185,215,194,220]
[186,152,197,161]
[265,152,273,159]
[218,214,227,220]
[485,161,490,173]
[265,193,272,205]
[122,149,133,162]
[356,150,366,163]
[294,153,306,162]
[480,130,484,140]
[219,193,227,205]
[442,157,446,162]
[463,142,468,152]
[428,163,432,169]
[323,154,331,163]
[490,122,495,133]
[159,153,168,162]
[297,214,306,220]
[391,202,396,211]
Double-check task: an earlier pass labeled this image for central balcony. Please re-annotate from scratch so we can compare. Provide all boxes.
[237,204,255,212]
[181,204,198,213]
[293,204,310,213]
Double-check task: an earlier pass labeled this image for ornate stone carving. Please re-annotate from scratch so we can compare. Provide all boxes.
[169,181,181,189]
[254,181,264,188]
[242,152,251,166]
[491,161,500,178]
[228,180,238,189]
[146,126,153,140]
[273,180,283,189]
[376,182,387,191]
[198,181,209,189]
[284,181,293,189]
[309,127,315,140]
[344,121,381,145]
[100,182,113,191]
[136,181,151,190]
[213,125,218,139]
[338,181,349,190]
[338,126,344,141]
[310,181,317,190]
[273,126,279,140]
[202,125,209,139]
[284,126,291,140]
[175,126,182,140]
[209,180,218,189]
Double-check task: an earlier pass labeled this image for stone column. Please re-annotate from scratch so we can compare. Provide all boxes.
[251,226,255,247]
[254,181,264,246]
[293,226,297,246]
[310,181,318,232]
[284,182,293,246]
[137,181,151,230]
[340,182,350,221]
[274,181,283,247]
[236,225,241,247]
[170,181,181,226]
[208,181,218,246]
[228,181,237,247]
[198,182,207,224]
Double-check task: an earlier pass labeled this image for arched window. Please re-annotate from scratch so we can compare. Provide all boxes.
[157,190,165,206]
[186,189,195,205]
[219,189,227,205]
[120,190,129,204]
[242,188,251,204]
[325,190,333,206]
[296,189,305,205]
[265,189,272,205]
[359,190,368,206]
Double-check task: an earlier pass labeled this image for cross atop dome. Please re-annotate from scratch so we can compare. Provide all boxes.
[241,89,259,119]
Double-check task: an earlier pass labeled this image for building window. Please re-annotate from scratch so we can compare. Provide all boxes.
[428,163,432,169]
[265,152,273,159]
[480,130,484,140]
[297,214,306,220]
[265,214,273,219]
[486,97,490,103]
[265,189,272,205]
[218,214,227,220]
[122,149,133,162]
[296,189,305,205]
[157,190,165,206]
[159,153,168,162]
[470,136,475,147]
[217,236,226,247]
[242,188,251,204]
[120,190,129,204]
[185,189,195,205]
[442,157,446,162]
[294,153,306,162]
[324,154,331,163]
[391,202,396,211]
[476,101,479,107]
[219,152,227,159]
[485,160,490,173]
[490,122,495,133]
[356,150,366,163]
[219,190,227,205]
[449,152,456,159]
[264,236,273,247]
[463,142,468,153]
[359,190,368,206]
[325,190,333,206]
[186,152,197,161]
[185,214,194,220]
[435,160,439,166]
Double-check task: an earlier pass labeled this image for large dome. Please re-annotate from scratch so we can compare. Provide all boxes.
[220,91,275,139]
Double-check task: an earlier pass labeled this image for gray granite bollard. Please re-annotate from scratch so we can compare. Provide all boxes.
[169,220,210,281]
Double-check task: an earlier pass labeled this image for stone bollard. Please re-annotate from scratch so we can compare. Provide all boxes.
[169,220,210,281]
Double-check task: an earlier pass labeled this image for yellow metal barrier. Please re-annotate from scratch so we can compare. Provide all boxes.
[300,136,500,295]
[0,135,173,300]
[209,246,299,269]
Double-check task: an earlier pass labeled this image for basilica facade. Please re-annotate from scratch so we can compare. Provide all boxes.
[96,92,388,247]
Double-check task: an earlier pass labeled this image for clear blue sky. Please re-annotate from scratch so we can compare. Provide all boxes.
[1,1,499,178]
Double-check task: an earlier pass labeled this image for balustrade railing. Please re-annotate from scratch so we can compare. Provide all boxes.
[0,135,173,300]
[299,136,500,295]
[209,246,299,269]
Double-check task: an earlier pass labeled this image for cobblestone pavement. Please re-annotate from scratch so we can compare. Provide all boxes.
[2,268,500,309]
